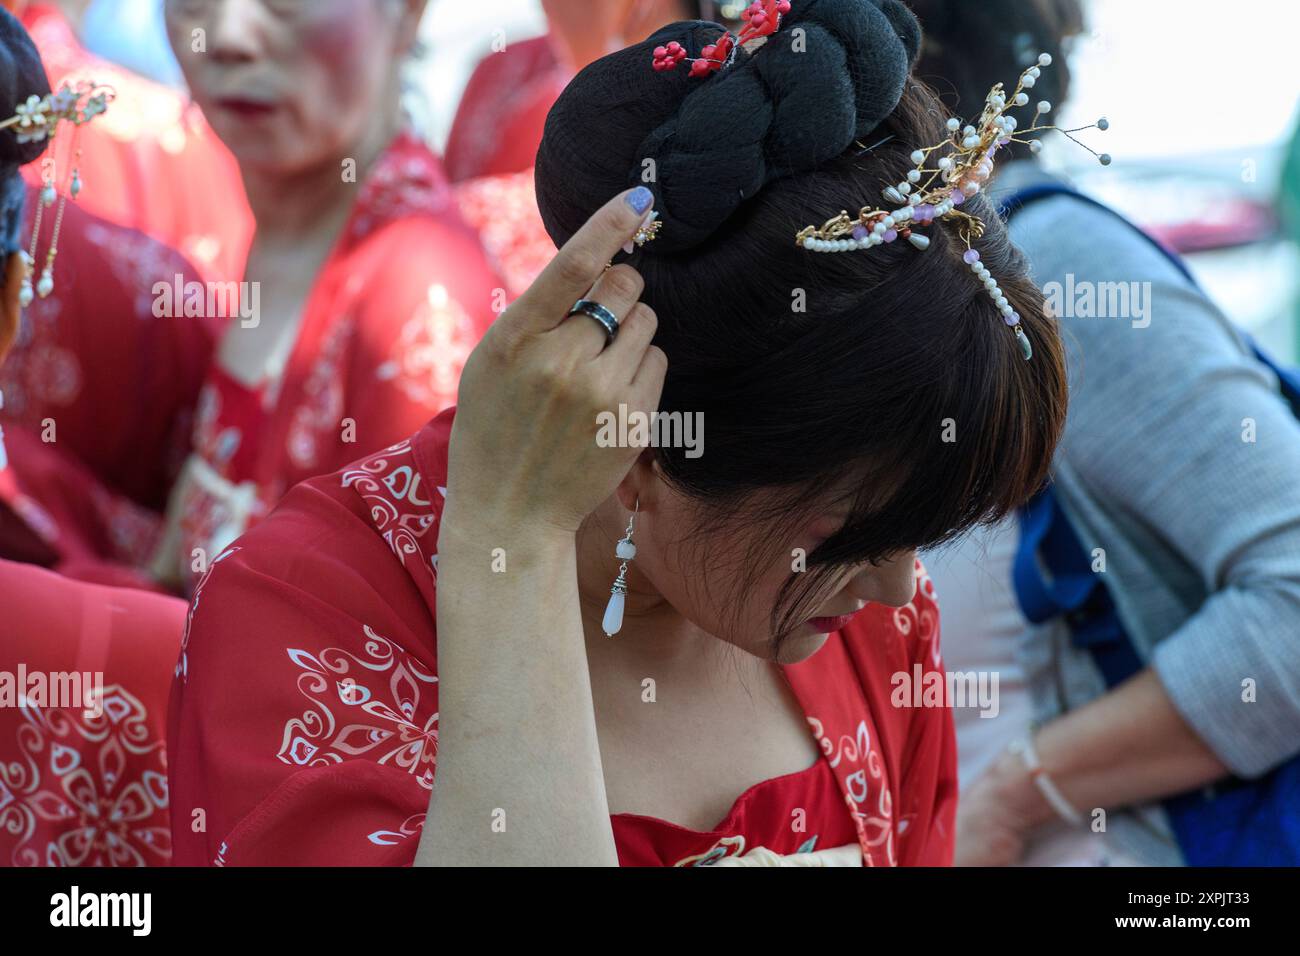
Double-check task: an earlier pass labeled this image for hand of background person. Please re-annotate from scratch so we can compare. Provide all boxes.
[954,747,1046,866]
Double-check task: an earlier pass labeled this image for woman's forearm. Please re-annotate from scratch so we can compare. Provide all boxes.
[414,514,619,866]
[1004,668,1230,828]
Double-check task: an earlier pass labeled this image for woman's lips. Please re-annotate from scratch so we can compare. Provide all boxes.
[805,610,863,633]
[214,97,278,119]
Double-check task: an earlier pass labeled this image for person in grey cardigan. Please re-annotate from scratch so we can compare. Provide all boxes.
[911,0,1300,865]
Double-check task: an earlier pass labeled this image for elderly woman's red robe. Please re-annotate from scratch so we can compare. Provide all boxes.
[163,132,502,593]
[167,409,958,866]
[2,131,501,594]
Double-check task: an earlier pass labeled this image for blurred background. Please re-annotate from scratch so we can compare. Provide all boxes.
[84,0,1300,360]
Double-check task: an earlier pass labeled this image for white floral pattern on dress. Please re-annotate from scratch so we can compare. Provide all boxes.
[339,440,443,582]
[893,558,941,667]
[0,685,170,867]
[887,560,942,847]
[347,153,451,242]
[454,171,553,298]
[374,284,476,409]
[175,545,240,683]
[286,317,354,471]
[0,284,80,415]
[367,811,426,847]
[806,714,894,866]
[278,625,438,790]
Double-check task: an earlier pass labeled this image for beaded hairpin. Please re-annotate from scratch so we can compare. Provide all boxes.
[794,54,1110,360]
[0,80,114,307]
[651,0,790,77]
[643,5,1110,360]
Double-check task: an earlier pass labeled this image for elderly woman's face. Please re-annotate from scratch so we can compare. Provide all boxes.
[165,0,409,173]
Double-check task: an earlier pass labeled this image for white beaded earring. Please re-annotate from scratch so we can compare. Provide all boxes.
[601,499,638,637]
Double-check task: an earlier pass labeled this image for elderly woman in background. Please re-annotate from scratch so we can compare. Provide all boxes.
[0,4,219,584]
[148,0,501,591]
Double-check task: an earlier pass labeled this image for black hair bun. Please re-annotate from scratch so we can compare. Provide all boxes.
[0,7,51,170]
[536,0,921,254]
[0,7,50,256]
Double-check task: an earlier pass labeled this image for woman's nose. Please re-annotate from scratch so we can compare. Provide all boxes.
[846,551,918,608]
[205,0,265,63]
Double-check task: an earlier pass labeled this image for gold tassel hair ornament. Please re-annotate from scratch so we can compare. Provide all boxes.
[0,80,113,307]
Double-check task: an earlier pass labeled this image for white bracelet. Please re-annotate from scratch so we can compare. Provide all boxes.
[1008,736,1085,827]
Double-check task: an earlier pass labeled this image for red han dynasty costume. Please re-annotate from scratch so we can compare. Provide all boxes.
[167,411,957,866]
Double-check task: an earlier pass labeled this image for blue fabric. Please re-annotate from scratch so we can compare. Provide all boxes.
[0,169,25,256]
[1004,182,1300,867]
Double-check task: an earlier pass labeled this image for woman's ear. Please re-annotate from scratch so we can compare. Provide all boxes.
[0,250,25,361]
[613,448,659,514]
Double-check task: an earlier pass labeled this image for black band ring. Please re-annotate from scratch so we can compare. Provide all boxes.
[566,299,620,345]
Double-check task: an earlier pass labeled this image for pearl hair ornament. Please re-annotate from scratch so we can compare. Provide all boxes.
[794,53,1111,360]
[1,80,114,309]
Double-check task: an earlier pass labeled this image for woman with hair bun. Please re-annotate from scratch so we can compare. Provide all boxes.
[0,7,216,589]
[0,6,181,867]
[168,0,1067,867]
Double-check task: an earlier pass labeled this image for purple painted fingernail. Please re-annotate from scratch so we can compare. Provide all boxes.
[626,186,654,215]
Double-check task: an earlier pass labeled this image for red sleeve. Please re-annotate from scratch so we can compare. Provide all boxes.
[211,761,429,866]
[167,473,441,866]
[0,559,184,866]
[333,215,500,463]
[894,565,958,865]
[443,35,561,182]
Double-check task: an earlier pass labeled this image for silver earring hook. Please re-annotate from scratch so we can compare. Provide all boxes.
[621,497,639,540]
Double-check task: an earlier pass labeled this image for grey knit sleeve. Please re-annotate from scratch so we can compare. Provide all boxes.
[1012,193,1300,778]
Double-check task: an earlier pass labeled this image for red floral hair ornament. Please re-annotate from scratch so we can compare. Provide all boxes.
[651,0,792,78]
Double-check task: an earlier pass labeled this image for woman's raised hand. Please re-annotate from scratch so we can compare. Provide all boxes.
[443,187,666,540]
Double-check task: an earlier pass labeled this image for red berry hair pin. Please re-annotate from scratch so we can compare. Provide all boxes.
[651,0,792,78]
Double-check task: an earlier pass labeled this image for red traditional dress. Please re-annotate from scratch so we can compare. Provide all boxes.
[21,3,252,284]
[165,132,501,593]
[455,169,554,300]
[0,189,215,587]
[0,558,182,866]
[445,37,565,301]
[443,35,569,183]
[168,409,957,866]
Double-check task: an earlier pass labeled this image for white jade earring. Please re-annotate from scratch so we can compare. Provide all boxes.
[601,499,638,637]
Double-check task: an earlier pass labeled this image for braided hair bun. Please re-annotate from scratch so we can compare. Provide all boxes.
[536,0,921,254]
